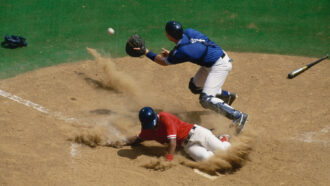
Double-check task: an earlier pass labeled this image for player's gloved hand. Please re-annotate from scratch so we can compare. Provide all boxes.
[125,34,146,57]
[166,154,174,161]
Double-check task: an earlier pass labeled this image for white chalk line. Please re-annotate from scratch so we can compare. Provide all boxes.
[0,88,126,157]
[70,143,81,157]
[0,89,50,114]
[0,89,80,123]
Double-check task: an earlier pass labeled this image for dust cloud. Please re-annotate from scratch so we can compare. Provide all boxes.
[68,124,110,148]
[86,48,143,102]
[85,48,174,110]
[69,114,140,147]
[69,48,156,148]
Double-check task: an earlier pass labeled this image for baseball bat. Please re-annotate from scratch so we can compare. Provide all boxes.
[288,54,328,79]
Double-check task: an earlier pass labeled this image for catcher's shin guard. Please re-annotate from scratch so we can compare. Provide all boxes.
[199,93,248,133]
[199,93,241,120]
[216,90,237,106]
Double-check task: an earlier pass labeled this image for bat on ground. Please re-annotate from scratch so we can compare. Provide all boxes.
[288,54,328,79]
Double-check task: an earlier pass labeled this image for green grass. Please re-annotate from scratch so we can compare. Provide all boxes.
[0,0,329,79]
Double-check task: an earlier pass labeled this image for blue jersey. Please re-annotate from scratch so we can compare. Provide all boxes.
[165,28,224,67]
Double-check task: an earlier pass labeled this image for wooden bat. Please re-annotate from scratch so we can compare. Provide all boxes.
[288,54,328,79]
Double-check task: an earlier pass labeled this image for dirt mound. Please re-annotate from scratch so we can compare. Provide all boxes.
[0,50,329,185]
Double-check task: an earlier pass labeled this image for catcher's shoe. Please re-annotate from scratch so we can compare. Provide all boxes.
[216,92,237,106]
[233,113,248,134]
[218,134,231,142]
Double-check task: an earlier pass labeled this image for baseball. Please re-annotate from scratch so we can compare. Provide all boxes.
[108,27,115,35]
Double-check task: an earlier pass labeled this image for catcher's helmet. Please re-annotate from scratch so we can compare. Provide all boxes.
[139,107,158,129]
[165,21,183,40]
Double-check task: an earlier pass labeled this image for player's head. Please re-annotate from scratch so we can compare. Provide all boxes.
[139,107,158,129]
[165,21,183,41]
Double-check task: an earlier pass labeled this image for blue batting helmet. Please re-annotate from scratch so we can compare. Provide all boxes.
[165,21,183,40]
[139,107,158,129]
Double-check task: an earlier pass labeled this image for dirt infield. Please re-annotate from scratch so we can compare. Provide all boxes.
[0,50,329,185]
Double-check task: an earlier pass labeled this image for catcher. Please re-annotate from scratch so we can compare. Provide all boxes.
[109,107,231,161]
[126,21,248,134]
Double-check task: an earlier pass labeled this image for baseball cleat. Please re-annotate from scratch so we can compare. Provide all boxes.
[227,92,237,106]
[216,92,237,105]
[234,113,248,134]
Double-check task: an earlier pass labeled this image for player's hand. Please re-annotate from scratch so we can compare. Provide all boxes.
[161,48,169,57]
[165,154,174,161]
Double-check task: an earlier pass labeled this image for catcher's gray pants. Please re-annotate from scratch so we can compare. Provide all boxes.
[182,125,231,161]
[193,51,232,96]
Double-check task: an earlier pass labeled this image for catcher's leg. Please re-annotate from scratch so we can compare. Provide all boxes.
[212,53,237,105]
[200,53,247,131]
[202,54,232,96]
[199,93,248,134]
[188,78,202,94]
[216,90,237,106]
[188,66,210,95]
[190,77,237,105]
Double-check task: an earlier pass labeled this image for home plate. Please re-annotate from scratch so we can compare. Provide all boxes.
[193,169,220,180]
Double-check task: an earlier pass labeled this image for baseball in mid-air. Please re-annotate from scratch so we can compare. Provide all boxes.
[108,27,115,35]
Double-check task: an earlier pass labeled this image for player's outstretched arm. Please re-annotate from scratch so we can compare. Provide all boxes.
[166,138,176,161]
[145,48,168,66]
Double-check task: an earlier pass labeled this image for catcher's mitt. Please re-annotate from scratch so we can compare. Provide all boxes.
[125,34,146,57]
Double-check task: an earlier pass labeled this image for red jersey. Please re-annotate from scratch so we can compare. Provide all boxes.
[138,112,194,146]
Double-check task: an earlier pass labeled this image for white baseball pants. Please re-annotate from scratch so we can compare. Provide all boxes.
[183,125,231,161]
[193,51,232,96]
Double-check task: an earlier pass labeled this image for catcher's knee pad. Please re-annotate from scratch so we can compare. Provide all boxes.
[189,78,202,94]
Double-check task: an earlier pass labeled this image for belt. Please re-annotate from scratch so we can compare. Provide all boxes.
[184,125,196,145]
[220,52,232,63]
[221,53,226,58]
